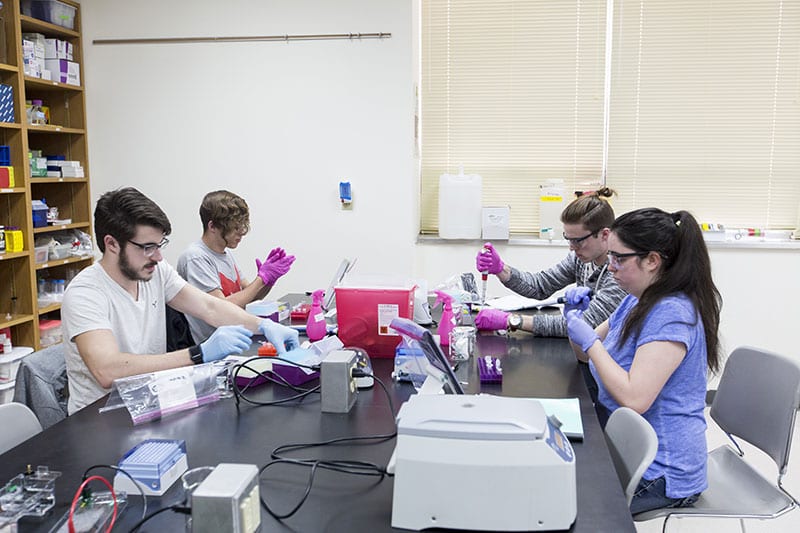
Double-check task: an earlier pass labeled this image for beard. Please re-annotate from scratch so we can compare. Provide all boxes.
[119,246,157,282]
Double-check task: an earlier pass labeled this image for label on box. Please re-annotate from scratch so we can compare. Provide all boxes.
[377,304,400,336]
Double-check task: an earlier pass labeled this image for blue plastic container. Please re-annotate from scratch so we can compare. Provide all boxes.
[32,199,48,228]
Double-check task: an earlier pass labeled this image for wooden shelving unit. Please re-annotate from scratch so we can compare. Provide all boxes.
[0,0,90,350]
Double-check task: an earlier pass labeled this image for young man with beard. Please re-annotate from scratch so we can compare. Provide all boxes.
[177,190,294,343]
[61,187,299,414]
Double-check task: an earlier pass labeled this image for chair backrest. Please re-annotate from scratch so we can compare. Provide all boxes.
[711,346,800,474]
[11,343,68,429]
[0,403,43,455]
[605,406,658,506]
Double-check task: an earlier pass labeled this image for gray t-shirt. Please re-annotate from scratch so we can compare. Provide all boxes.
[62,261,187,414]
[176,241,243,343]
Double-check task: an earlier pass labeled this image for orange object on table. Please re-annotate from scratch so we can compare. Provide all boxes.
[258,342,278,356]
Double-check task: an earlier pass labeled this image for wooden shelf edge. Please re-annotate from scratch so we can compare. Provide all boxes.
[24,75,84,91]
[26,124,85,135]
[33,222,90,234]
[20,15,80,38]
[36,254,93,270]
[29,177,88,184]
[0,251,31,261]
[37,303,62,315]
[0,314,35,329]
[0,187,27,194]
[0,63,19,73]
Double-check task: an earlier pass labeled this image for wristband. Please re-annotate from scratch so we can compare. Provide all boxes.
[189,344,203,365]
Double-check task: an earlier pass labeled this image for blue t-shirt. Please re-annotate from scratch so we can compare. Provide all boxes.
[591,293,708,498]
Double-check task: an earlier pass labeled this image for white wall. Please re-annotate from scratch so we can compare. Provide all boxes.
[81,0,417,288]
[81,0,800,360]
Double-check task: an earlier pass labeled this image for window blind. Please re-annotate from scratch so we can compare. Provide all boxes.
[420,0,800,233]
[608,0,800,228]
[420,0,607,234]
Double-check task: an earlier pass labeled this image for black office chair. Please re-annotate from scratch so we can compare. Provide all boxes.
[166,304,194,351]
[634,346,800,532]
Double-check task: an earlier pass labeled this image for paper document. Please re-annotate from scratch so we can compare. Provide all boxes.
[484,294,563,312]
[524,397,584,440]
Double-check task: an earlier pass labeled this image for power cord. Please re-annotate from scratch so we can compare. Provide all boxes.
[229,356,321,407]
[259,373,398,520]
[82,464,147,519]
[125,504,190,533]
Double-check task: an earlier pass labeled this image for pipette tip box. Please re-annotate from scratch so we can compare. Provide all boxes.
[113,439,188,496]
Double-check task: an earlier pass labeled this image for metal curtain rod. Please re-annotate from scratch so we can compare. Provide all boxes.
[93,32,392,46]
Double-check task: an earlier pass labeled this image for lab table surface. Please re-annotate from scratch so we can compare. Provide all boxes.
[0,327,634,532]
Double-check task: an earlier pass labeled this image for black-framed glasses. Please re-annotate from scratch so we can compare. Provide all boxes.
[607,251,648,268]
[128,238,169,257]
[562,231,597,247]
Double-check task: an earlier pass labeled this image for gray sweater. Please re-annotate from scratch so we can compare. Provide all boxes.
[503,251,627,337]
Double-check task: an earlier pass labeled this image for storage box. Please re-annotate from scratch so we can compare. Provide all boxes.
[32,199,48,227]
[44,59,79,86]
[22,1,77,30]
[245,299,289,323]
[0,167,13,188]
[482,206,510,240]
[34,245,49,263]
[38,319,62,347]
[44,38,69,59]
[49,242,72,259]
[335,278,416,358]
[4,228,23,252]
[0,84,14,123]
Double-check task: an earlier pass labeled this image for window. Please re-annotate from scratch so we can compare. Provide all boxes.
[420,0,800,234]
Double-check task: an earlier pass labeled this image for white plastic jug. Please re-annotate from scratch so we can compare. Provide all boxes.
[439,169,482,239]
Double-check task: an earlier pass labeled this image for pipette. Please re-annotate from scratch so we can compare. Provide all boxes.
[536,289,595,308]
[480,246,490,305]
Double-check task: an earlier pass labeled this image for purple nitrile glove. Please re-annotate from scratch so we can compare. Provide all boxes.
[475,243,504,275]
[256,248,296,286]
[566,309,600,352]
[563,286,592,316]
[475,308,510,331]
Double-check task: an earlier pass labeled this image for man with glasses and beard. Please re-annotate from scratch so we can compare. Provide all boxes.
[62,187,299,414]
[177,190,295,343]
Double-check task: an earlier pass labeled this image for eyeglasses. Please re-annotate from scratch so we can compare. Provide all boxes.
[562,231,597,247]
[607,251,648,269]
[128,238,169,257]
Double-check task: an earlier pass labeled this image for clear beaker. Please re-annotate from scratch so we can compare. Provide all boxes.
[449,326,476,361]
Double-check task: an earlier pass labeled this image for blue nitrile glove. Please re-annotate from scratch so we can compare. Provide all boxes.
[563,286,592,316]
[259,319,300,355]
[200,325,253,362]
[566,309,600,353]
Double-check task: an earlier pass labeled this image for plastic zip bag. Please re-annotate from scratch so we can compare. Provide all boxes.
[100,362,223,425]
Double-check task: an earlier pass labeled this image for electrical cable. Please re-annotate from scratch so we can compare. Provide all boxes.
[125,504,190,533]
[68,475,117,533]
[82,464,147,519]
[259,372,398,520]
[229,356,321,407]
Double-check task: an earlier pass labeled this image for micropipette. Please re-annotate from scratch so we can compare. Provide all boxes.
[480,246,490,305]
